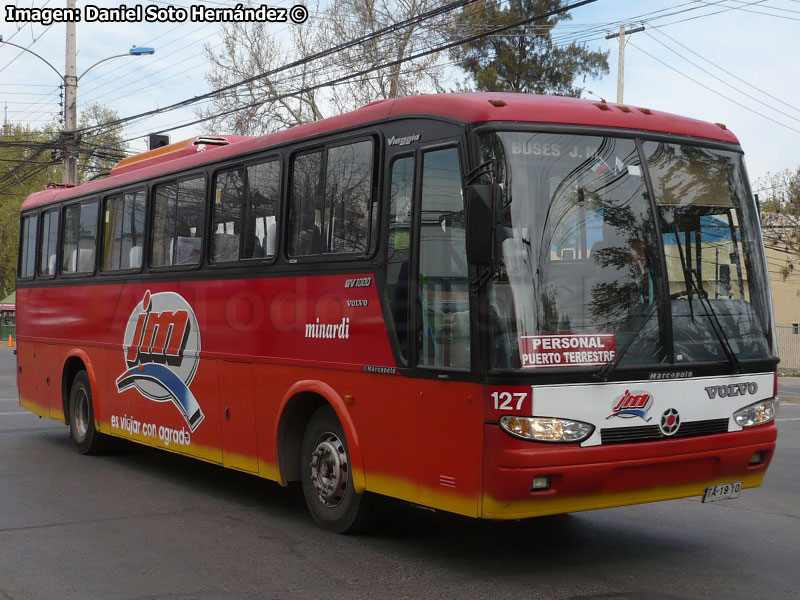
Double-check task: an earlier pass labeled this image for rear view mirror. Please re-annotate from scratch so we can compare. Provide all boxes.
[466,183,498,267]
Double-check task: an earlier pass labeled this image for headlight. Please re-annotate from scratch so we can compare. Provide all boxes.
[499,416,594,443]
[733,399,777,428]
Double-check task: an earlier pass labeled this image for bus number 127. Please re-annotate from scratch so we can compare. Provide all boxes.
[491,391,529,411]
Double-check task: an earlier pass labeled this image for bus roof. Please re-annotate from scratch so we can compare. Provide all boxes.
[22,92,740,211]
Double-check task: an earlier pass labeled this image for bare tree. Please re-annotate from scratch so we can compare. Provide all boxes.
[756,167,800,279]
[197,0,453,135]
[197,21,326,135]
[320,0,450,114]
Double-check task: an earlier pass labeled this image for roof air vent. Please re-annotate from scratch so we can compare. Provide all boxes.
[193,136,231,146]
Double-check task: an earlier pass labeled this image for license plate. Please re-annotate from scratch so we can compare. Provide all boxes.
[702,481,742,503]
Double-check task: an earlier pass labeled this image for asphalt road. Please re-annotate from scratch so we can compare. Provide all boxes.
[778,377,800,402]
[0,344,798,600]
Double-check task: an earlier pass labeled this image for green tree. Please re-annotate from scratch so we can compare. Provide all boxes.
[0,105,126,296]
[77,103,126,182]
[0,124,60,297]
[451,0,609,96]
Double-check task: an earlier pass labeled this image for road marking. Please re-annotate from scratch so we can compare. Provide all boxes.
[0,399,19,402]
[777,417,800,422]
[0,411,32,416]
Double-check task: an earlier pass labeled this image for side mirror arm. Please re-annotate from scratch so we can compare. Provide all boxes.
[465,183,502,285]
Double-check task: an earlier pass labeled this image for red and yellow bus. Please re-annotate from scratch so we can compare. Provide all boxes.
[16,93,778,532]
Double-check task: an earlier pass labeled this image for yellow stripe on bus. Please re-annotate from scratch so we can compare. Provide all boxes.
[480,471,766,519]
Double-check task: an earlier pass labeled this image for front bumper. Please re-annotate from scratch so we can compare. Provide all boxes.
[481,422,776,519]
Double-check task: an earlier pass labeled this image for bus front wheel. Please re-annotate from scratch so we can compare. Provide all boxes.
[68,371,109,455]
[300,406,371,533]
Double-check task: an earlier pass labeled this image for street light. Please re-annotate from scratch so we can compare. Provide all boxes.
[78,46,156,80]
[0,34,155,184]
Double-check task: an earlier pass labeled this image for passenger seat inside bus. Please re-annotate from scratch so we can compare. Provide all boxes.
[213,234,239,262]
[129,246,142,269]
[265,221,277,256]
[176,236,202,264]
[70,248,95,272]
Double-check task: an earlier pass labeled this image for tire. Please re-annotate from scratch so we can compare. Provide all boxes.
[300,406,372,533]
[68,371,109,455]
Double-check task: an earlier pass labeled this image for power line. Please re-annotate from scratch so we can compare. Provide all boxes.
[77,0,510,136]
[82,0,601,139]
[0,24,55,75]
[643,30,800,126]
[694,0,800,20]
[627,40,800,136]
[650,27,800,118]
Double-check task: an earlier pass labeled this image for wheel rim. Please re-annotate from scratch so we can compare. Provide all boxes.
[73,388,89,443]
[309,432,348,507]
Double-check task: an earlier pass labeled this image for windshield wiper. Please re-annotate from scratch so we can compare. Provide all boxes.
[595,301,660,381]
[672,226,696,322]
[686,268,741,373]
[671,225,741,373]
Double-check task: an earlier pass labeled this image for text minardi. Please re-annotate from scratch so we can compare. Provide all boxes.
[304,318,351,340]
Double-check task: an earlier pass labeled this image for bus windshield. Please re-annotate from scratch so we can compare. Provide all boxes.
[478,131,773,372]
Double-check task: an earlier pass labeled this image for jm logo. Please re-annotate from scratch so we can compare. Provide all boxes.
[116,290,204,431]
[607,389,654,421]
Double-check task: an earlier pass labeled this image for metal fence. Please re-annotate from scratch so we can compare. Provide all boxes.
[776,325,800,371]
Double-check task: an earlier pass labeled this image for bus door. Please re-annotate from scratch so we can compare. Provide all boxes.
[219,361,258,473]
[385,134,482,514]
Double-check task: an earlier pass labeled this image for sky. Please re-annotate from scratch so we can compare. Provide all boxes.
[0,0,798,188]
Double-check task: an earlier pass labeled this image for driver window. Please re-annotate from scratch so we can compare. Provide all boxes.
[417,147,470,369]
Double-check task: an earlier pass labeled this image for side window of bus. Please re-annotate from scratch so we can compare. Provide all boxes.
[289,151,324,256]
[62,201,98,274]
[211,169,245,263]
[19,214,38,279]
[38,209,59,277]
[387,156,415,361]
[151,177,205,267]
[247,160,280,259]
[289,139,374,257]
[103,190,146,271]
[211,160,281,263]
[418,147,470,370]
[325,140,373,253]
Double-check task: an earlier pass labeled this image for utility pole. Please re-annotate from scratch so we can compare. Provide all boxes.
[605,25,644,104]
[63,0,78,185]
[0,14,153,186]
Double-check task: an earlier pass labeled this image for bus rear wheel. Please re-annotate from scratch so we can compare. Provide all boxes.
[300,406,371,533]
[68,371,109,455]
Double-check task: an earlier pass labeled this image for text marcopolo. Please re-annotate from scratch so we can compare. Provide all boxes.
[5,3,309,25]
